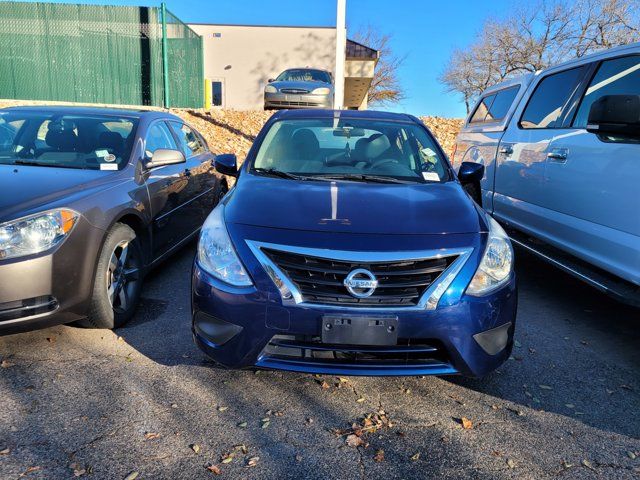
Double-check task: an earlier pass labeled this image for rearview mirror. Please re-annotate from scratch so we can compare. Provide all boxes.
[215,153,238,177]
[145,149,185,169]
[458,161,484,184]
[587,95,640,138]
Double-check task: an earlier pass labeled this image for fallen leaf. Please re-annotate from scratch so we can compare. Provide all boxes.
[346,434,364,447]
[46,337,56,344]
[565,404,575,409]
[539,385,553,390]
[582,459,596,471]
[338,377,349,383]
[356,397,365,403]
[234,444,248,454]
[627,451,636,460]
[217,406,228,412]
[247,456,260,467]
[460,417,473,429]
[171,403,178,408]
[320,381,330,390]
[514,340,522,348]
[506,458,516,469]
[123,472,138,480]
[221,456,233,464]
[410,452,420,461]
[144,432,160,440]
[1,360,12,368]
[206,464,222,475]
[237,421,247,428]
[0,448,9,455]
[191,444,201,454]
[374,449,385,462]
[261,420,270,429]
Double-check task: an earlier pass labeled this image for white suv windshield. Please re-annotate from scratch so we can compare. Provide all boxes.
[252,118,450,183]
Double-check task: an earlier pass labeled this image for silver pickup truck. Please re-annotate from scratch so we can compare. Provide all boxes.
[453,43,640,306]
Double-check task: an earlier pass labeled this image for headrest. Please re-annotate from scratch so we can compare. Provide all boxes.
[291,128,319,158]
[98,131,124,153]
[364,133,391,159]
[45,129,77,151]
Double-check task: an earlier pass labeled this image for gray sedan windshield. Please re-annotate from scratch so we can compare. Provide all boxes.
[0,112,137,170]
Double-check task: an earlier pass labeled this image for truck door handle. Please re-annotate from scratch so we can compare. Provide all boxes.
[547,148,568,162]
[498,145,513,156]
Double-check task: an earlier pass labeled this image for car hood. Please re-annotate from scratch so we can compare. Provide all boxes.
[0,164,124,223]
[225,175,486,235]
[269,80,331,92]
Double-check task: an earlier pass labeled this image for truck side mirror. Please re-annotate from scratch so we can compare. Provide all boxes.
[587,95,640,139]
[215,153,238,177]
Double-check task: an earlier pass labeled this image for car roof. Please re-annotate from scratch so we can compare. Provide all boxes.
[272,109,416,123]
[0,105,180,121]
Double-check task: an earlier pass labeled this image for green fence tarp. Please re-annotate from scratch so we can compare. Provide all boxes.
[0,2,203,108]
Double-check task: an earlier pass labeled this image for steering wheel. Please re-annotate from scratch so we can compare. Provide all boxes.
[367,158,399,169]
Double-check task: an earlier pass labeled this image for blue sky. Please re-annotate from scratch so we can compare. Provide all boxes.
[22,0,514,117]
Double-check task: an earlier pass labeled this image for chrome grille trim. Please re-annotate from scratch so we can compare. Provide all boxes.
[246,240,474,311]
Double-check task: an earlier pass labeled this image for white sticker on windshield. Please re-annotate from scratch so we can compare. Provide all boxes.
[422,172,440,182]
[100,163,118,171]
[95,149,109,158]
[421,148,436,157]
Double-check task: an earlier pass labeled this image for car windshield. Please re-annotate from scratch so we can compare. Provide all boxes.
[0,111,138,170]
[252,118,450,183]
[276,69,331,84]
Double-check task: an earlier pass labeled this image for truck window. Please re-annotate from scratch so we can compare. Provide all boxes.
[469,94,496,123]
[572,55,640,128]
[469,86,519,124]
[520,66,587,129]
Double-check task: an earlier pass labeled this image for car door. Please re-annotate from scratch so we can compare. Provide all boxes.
[168,121,218,227]
[143,120,193,257]
[493,65,591,237]
[542,54,640,284]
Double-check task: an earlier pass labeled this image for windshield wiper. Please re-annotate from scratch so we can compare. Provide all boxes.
[312,173,418,184]
[252,168,309,181]
[13,159,81,169]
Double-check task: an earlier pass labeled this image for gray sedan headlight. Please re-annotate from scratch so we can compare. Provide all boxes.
[466,216,513,296]
[197,204,252,286]
[0,209,79,260]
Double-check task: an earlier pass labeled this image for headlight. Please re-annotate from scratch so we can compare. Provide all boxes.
[265,85,278,94]
[197,204,252,286]
[312,87,330,95]
[0,209,79,261]
[466,216,513,296]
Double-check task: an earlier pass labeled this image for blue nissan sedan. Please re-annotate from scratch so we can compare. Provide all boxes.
[191,110,517,377]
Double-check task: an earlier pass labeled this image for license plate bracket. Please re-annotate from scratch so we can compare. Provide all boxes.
[321,315,398,346]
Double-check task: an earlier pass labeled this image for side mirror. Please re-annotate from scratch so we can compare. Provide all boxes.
[267,78,275,83]
[145,149,185,169]
[458,161,484,184]
[215,153,238,177]
[587,95,640,138]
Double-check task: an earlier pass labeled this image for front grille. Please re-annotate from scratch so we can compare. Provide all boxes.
[259,335,454,372]
[263,248,456,307]
[280,88,310,94]
[268,100,320,107]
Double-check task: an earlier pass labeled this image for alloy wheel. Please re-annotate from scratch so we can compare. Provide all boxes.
[106,240,140,314]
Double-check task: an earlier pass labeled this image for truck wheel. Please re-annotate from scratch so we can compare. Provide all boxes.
[82,223,143,329]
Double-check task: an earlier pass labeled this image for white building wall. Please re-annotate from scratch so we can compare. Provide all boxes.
[189,24,338,110]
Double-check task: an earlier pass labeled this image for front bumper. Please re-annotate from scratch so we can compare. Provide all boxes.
[192,236,517,377]
[0,216,103,335]
[264,92,333,109]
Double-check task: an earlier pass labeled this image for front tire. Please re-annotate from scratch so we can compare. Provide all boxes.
[82,223,143,329]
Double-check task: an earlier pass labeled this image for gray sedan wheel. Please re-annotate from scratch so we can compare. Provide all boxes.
[82,223,143,329]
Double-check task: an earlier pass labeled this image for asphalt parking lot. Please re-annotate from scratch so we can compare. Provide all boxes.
[1,242,638,480]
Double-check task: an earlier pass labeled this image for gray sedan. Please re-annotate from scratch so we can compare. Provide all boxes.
[264,68,334,110]
[0,106,230,334]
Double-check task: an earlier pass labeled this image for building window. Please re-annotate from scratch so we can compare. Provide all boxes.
[212,81,223,107]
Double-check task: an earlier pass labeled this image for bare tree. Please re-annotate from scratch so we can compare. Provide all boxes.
[440,0,640,113]
[353,26,406,106]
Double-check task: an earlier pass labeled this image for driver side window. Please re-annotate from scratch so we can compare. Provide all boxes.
[145,122,177,159]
